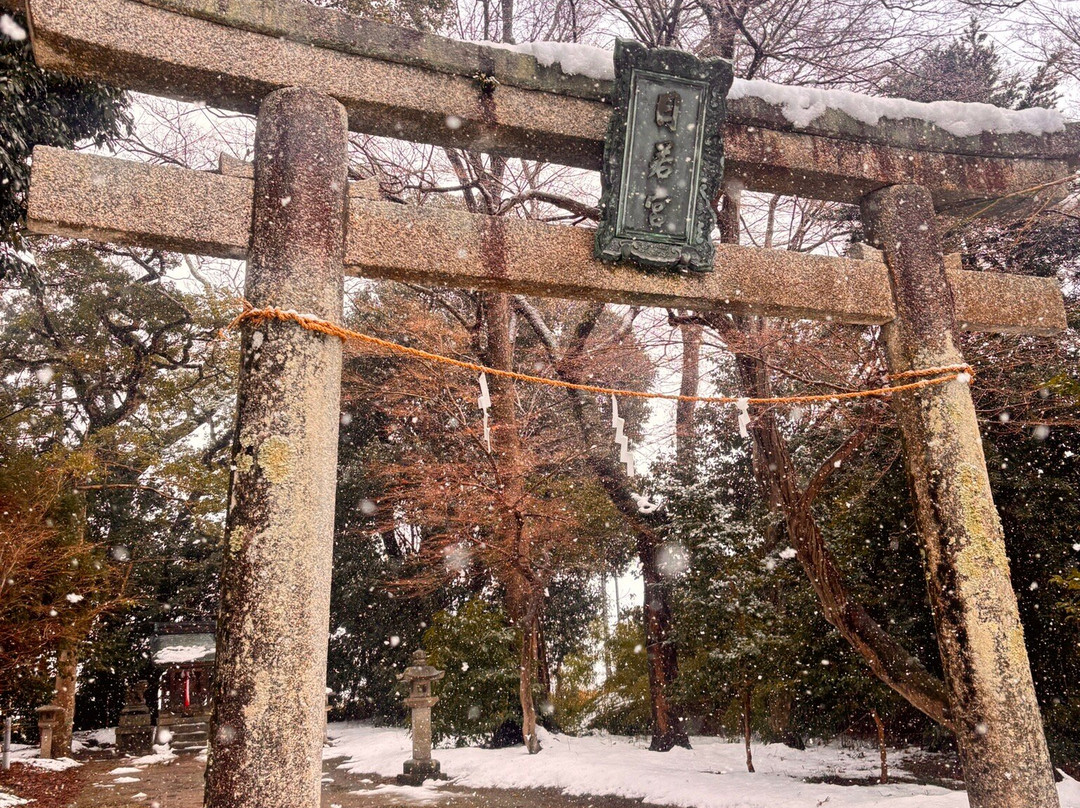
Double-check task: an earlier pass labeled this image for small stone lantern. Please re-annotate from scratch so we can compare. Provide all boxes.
[396,649,445,785]
[35,705,65,759]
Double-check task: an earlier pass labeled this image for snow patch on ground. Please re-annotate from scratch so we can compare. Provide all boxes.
[324,723,1080,808]
[358,783,450,803]
[16,756,82,771]
[0,790,29,807]
[73,727,116,751]
[128,749,176,766]
[7,743,83,772]
[108,766,143,775]
[476,41,1065,136]
[1062,774,1080,804]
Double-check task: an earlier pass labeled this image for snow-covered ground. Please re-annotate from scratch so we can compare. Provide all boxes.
[4,742,81,771]
[324,723,1080,808]
[73,727,116,752]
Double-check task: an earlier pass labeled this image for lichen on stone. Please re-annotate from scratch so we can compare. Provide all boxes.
[258,435,295,483]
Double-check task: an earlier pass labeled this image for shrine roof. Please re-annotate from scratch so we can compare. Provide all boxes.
[150,633,216,666]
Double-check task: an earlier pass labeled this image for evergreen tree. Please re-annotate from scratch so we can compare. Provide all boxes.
[422,599,520,744]
[326,365,449,723]
[0,12,130,277]
[882,18,1059,110]
[0,245,234,730]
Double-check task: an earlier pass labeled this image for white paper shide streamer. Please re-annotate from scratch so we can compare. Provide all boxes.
[736,397,751,439]
[611,395,662,514]
[478,372,492,452]
[610,394,635,478]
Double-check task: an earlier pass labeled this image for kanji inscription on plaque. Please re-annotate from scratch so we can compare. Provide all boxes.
[595,39,733,272]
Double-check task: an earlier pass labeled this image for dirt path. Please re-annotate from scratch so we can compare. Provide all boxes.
[68,753,673,808]
[69,755,203,808]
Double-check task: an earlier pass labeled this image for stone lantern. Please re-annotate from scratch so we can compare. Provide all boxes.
[396,649,445,785]
[35,705,65,759]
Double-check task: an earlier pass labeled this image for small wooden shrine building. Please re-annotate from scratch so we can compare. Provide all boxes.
[150,623,215,752]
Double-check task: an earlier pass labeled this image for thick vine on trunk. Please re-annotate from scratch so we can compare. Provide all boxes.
[702,316,953,731]
[701,187,953,732]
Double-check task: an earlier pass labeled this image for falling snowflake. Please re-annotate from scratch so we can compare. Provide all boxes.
[1,14,27,41]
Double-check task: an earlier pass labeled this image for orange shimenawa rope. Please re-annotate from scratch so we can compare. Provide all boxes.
[227,303,974,406]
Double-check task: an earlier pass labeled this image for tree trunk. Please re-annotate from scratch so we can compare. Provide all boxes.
[535,616,552,699]
[766,688,795,745]
[639,534,690,751]
[743,680,755,773]
[482,291,541,754]
[675,323,702,469]
[500,0,514,42]
[518,615,542,753]
[512,297,690,752]
[51,639,77,758]
[871,709,888,784]
[601,570,612,680]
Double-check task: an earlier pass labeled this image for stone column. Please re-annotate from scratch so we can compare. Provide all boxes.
[205,87,348,808]
[861,184,1058,808]
[409,698,434,764]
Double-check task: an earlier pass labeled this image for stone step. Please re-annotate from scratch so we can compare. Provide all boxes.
[158,715,211,725]
[158,722,209,749]
[163,723,207,733]
[170,730,207,740]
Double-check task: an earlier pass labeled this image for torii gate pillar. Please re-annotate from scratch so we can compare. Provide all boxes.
[206,88,348,808]
[862,184,1058,808]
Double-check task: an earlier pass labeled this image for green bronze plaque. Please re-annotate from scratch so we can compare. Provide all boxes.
[595,40,733,272]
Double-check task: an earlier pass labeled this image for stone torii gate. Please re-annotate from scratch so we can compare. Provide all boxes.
[12,0,1077,805]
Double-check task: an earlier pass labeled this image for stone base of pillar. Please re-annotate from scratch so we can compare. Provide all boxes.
[115,680,154,756]
[115,713,154,757]
[397,758,446,786]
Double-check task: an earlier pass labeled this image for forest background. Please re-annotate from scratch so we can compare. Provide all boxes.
[2,0,1079,770]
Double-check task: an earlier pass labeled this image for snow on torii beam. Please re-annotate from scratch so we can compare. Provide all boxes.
[24,0,1078,215]
[27,146,1067,335]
